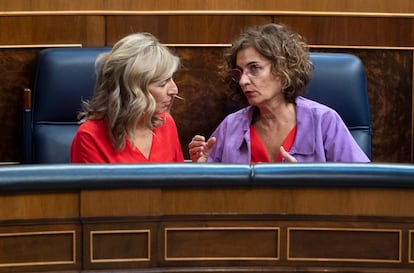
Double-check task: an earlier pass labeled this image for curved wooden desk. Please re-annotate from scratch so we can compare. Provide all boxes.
[1,163,414,273]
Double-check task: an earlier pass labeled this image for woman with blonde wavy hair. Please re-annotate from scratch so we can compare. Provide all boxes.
[71,32,184,163]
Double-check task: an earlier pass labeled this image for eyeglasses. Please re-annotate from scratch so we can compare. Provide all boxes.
[229,63,269,82]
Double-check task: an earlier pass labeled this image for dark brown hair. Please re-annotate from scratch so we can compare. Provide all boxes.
[222,23,313,105]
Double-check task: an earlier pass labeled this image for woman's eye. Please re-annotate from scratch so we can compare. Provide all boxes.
[248,64,261,73]
[160,78,173,87]
[159,80,169,87]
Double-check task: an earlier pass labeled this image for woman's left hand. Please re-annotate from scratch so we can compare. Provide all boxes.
[280,146,297,162]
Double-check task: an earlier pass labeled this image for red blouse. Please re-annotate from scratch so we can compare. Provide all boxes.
[250,125,297,163]
[70,113,184,163]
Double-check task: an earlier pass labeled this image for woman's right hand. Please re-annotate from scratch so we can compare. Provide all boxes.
[188,135,216,162]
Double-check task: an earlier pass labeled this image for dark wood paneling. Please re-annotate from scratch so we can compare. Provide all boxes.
[0,16,105,45]
[77,186,414,271]
[84,16,106,46]
[2,0,414,13]
[0,192,79,220]
[81,189,162,217]
[276,16,414,47]
[171,47,229,159]
[288,228,401,262]
[0,231,75,265]
[91,231,149,260]
[361,49,413,163]
[0,49,37,162]
[2,15,413,48]
[3,187,414,272]
[106,15,272,45]
[0,223,81,273]
[165,227,279,260]
[82,187,414,217]
[83,222,157,270]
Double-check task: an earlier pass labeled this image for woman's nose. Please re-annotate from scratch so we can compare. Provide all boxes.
[238,71,251,85]
[168,79,179,94]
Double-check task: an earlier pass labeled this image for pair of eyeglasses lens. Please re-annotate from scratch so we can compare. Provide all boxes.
[229,68,242,82]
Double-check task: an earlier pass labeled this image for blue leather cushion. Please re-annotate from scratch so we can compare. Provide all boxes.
[32,47,111,122]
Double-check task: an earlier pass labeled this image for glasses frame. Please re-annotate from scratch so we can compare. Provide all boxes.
[228,63,271,82]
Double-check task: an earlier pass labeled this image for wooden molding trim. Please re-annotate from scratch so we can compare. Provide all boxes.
[309,45,414,50]
[0,44,82,49]
[164,227,280,261]
[2,10,414,18]
[287,227,402,263]
[0,230,76,267]
[89,229,151,263]
[165,44,232,47]
[1,44,413,50]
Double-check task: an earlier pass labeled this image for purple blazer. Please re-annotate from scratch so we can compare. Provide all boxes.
[208,96,370,163]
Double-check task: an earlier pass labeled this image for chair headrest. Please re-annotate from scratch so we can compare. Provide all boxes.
[32,47,111,123]
[305,53,371,127]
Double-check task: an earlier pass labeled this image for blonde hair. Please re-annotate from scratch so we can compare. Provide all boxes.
[78,32,180,150]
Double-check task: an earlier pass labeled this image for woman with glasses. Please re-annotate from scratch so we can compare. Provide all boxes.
[188,23,370,163]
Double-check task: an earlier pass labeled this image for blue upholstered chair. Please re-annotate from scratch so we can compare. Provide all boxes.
[23,47,111,163]
[304,53,372,159]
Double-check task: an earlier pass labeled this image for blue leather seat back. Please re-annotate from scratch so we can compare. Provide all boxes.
[25,47,111,163]
[304,53,372,159]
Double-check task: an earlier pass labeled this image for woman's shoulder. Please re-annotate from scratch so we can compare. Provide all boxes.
[297,96,329,108]
[77,119,107,134]
[211,106,252,136]
[296,96,344,127]
[224,105,254,121]
[296,96,339,115]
